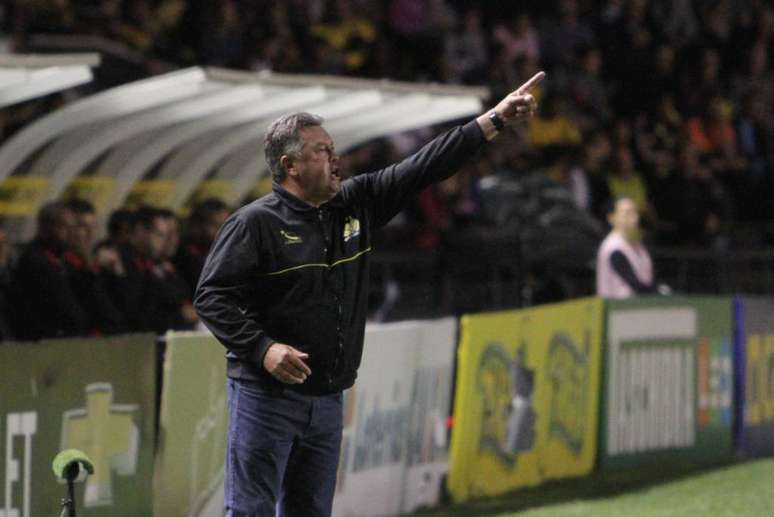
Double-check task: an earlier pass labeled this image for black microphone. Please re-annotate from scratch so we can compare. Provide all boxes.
[52,449,94,482]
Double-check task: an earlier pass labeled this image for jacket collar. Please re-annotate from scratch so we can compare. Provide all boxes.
[273,183,317,212]
[272,182,346,216]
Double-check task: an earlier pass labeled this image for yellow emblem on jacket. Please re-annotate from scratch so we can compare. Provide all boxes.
[343,217,360,242]
[280,230,302,245]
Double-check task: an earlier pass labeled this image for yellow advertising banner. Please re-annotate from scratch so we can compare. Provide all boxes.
[190,179,232,204]
[447,298,603,502]
[179,179,235,217]
[0,175,49,215]
[63,176,115,212]
[125,179,177,208]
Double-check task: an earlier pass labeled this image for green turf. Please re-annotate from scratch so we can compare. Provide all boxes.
[414,458,774,517]
[516,458,774,517]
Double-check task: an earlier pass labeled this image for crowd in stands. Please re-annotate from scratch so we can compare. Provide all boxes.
[2,0,773,249]
[0,0,773,336]
[0,198,230,341]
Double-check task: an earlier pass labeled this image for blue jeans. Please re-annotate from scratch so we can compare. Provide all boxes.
[225,378,343,517]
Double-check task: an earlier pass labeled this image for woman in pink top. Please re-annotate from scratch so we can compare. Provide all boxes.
[596,197,655,299]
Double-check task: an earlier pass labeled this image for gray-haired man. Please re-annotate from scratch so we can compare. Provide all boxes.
[194,71,545,516]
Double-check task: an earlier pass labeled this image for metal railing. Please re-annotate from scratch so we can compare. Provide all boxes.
[651,248,774,295]
[368,246,774,321]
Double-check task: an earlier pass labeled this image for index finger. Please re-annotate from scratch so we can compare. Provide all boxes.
[516,71,546,95]
[287,353,312,376]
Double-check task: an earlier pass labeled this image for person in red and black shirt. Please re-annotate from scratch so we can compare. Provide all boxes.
[155,208,198,331]
[9,202,89,340]
[175,198,230,298]
[64,199,128,335]
[117,206,169,333]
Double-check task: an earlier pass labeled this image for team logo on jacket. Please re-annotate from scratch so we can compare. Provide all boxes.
[280,230,302,245]
[343,217,360,242]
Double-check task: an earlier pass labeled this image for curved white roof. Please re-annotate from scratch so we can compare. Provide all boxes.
[0,66,488,239]
[0,53,99,108]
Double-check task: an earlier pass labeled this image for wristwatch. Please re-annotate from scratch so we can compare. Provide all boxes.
[489,111,505,131]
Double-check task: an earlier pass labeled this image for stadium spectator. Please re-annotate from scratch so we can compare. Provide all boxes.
[64,199,127,335]
[732,41,773,116]
[8,202,89,340]
[411,167,482,250]
[546,145,592,212]
[634,93,682,180]
[643,44,679,106]
[526,95,581,148]
[671,145,731,249]
[387,0,453,81]
[444,8,488,84]
[117,206,168,332]
[607,145,650,220]
[540,0,594,68]
[570,46,612,132]
[582,130,613,220]
[64,198,97,260]
[175,198,230,298]
[596,197,655,298]
[493,13,540,68]
[736,93,770,178]
[105,208,135,247]
[155,208,198,330]
[16,0,77,36]
[311,0,377,75]
[202,0,244,67]
[685,97,737,156]
[607,0,658,116]
[655,0,700,46]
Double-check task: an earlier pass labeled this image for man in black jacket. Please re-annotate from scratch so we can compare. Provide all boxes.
[194,71,545,517]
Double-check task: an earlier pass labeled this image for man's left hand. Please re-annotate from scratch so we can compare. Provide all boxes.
[495,71,546,124]
[477,71,546,140]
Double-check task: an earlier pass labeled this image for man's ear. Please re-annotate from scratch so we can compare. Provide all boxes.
[280,155,295,178]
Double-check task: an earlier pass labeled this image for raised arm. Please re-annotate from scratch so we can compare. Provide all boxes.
[342,72,546,228]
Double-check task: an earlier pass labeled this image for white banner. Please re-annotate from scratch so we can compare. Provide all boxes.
[333,318,457,517]
[168,319,457,517]
[606,308,697,455]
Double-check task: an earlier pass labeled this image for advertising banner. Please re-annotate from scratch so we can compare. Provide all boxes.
[447,298,603,502]
[735,297,774,457]
[602,296,734,469]
[400,320,457,514]
[153,332,228,517]
[333,318,457,517]
[0,334,157,517]
[155,320,457,517]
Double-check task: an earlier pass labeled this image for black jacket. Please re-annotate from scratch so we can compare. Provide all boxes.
[194,120,485,395]
[9,238,89,340]
[63,250,128,336]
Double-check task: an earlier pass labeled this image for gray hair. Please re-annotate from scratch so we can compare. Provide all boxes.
[264,112,324,182]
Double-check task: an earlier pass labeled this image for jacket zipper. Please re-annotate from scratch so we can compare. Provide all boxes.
[319,209,345,386]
